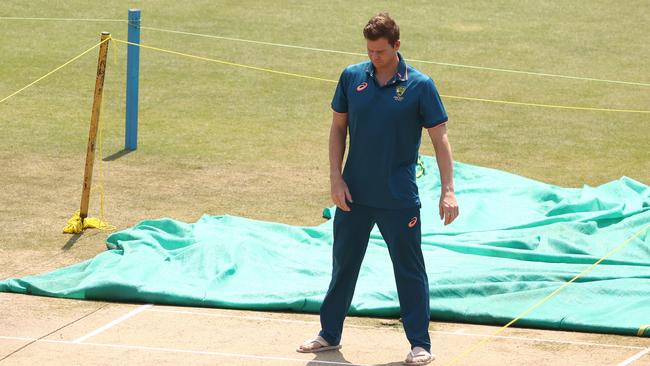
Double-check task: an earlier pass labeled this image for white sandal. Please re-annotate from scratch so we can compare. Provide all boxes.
[403,348,435,365]
[296,336,342,353]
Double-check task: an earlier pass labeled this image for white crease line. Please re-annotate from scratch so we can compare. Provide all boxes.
[149,308,322,325]
[146,308,646,350]
[0,336,367,366]
[617,347,650,366]
[82,341,369,366]
[72,304,152,343]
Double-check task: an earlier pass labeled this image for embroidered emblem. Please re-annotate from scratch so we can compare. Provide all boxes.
[394,85,406,101]
[356,82,368,92]
[408,217,418,228]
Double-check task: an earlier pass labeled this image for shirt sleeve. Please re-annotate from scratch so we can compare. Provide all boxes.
[419,77,448,128]
[331,69,349,113]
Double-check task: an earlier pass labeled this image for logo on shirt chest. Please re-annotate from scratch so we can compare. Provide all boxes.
[394,85,407,102]
[356,82,368,92]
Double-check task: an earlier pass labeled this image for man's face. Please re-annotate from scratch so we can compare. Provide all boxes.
[366,38,400,70]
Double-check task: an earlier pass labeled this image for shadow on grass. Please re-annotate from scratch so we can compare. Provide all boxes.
[103,149,134,161]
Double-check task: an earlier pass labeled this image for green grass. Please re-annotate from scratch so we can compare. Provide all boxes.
[0,1,648,266]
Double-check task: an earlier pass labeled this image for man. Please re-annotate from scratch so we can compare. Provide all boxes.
[298,13,459,365]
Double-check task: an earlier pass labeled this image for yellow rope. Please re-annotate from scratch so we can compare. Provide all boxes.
[111,38,336,83]
[139,25,650,87]
[111,38,650,114]
[441,95,650,114]
[2,17,648,87]
[444,222,650,366]
[111,35,118,66]
[0,38,109,104]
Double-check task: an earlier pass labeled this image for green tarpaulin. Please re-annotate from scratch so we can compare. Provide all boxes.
[2,156,649,336]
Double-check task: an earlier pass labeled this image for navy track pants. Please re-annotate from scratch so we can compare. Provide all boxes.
[318,203,431,352]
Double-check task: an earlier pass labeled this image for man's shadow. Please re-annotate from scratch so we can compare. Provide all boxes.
[306,350,352,366]
[306,349,403,366]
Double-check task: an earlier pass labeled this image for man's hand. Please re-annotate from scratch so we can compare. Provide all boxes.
[427,123,458,225]
[439,190,459,225]
[331,176,353,211]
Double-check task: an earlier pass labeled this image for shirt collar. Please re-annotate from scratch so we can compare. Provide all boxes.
[365,52,409,83]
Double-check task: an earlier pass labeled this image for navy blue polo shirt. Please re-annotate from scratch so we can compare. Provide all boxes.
[331,52,448,209]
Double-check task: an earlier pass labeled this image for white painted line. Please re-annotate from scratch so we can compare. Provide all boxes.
[82,341,368,366]
[72,304,152,343]
[149,308,321,325]
[0,336,367,365]
[146,308,646,350]
[617,347,650,366]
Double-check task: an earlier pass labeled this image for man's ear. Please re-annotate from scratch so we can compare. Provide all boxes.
[394,39,401,51]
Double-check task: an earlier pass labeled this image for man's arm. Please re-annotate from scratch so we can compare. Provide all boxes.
[426,123,459,225]
[330,111,353,211]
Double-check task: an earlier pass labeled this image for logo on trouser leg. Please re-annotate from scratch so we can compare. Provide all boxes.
[408,217,418,228]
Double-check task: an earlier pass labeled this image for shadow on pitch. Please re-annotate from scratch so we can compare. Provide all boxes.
[306,349,403,366]
[62,233,83,251]
[62,229,103,251]
[307,350,352,365]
